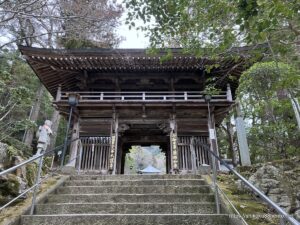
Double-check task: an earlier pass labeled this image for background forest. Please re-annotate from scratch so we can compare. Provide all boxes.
[124,146,166,174]
[0,0,299,166]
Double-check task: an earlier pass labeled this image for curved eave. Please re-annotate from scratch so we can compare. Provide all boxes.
[19,46,260,97]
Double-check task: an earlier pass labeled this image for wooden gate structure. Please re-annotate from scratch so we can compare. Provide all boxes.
[19,46,256,174]
[79,137,111,171]
[177,136,209,171]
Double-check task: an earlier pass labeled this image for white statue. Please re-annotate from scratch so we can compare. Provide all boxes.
[35,120,53,155]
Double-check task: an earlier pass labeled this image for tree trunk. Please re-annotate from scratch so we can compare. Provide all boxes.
[23,83,45,147]
[48,109,61,150]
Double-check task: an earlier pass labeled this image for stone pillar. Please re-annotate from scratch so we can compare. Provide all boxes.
[67,116,80,167]
[109,113,119,174]
[288,93,300,131]
[235,103,251,166]
[169,115,178,173]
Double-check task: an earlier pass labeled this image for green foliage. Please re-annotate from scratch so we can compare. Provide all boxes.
[4,136,32,157]
[26,163,38,187]
[238,62,299,99]
[125,0,239,54]
[0,50,53,150]
[0,51,38,143]
[55,117,67,147]
[125,0,300,66]
[42,156,53,174]
[6,146,20,160]
[237,61,300,162]
[203,84,221,96]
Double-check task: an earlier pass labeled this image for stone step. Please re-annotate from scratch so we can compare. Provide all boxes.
[35,203,216,214]
[56,185,211,194]
[46,193,215,203]
[22,214,229,225]
[65,179,206,186]
[70,174,202,181]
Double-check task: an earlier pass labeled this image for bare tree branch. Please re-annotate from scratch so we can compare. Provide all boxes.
[0,0,123,49]
[0,102,17,121]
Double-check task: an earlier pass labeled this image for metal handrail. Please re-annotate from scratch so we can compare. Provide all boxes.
[0,137,79,212]
[0,144,63,177]
[196,141,300,225]
[0,137,79,177]
[215,183,248,225]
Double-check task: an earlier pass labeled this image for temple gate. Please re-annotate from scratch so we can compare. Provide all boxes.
[20,46,252,174]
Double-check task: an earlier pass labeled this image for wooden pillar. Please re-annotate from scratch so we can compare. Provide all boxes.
[226,83,233,101]
[109,113,119,174]
[68,116,80,167]
[207,112,220,170]
[56,85,62,101]
[190,136,197,174]
[169,114,178,173]
[116,139,123,174]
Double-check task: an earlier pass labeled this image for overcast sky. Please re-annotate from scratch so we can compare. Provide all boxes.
[118,7,150,49]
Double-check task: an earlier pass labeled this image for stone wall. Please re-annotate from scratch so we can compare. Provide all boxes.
[236,158,300,220]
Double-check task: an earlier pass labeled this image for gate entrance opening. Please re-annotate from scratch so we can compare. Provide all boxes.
[124,145,166,174]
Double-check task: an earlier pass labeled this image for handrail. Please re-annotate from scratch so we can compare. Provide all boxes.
[215,183,248,225]
[0,137,80,212]
[0,138,79,177]
[0,145,62,177]
[195,141,300,225]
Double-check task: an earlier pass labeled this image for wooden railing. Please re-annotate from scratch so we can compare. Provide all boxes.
[57,90,233,103]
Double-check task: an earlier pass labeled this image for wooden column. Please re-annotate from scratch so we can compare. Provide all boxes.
[190,136,197,174]
[68,116,80,167]
[116,139,123,174]
[55,85,62,101]
[169,115,178,173]
[226,83,233,101]
[109,113,119,174]
[207,112,220,170]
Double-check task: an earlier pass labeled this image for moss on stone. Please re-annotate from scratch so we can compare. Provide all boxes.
[3,137,32,157]
[0,194,7,205]
[215,174,280,225]
[42,156,53,175]
[0,175,62,224]
[26,163,38,187]
[0,174,20,197]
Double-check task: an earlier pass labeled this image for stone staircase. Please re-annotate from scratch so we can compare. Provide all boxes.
[21,174,231,225]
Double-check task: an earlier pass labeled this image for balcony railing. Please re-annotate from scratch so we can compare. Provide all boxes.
[56,91,233,103]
